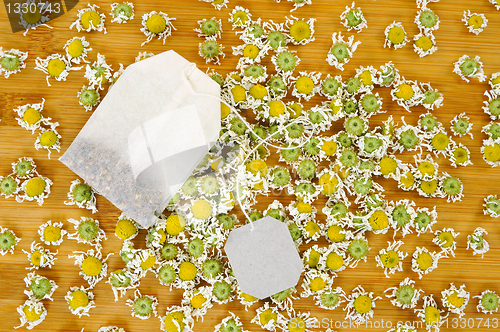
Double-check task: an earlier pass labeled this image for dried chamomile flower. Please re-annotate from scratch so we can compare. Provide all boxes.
[14,99,49,133]
[160,305,194,332]
[441,283,469,317]
[78,85,100,111]
[69,249,112,288]
[265,21,289,50]
[173,260,200,290]
[128,248,158,278]
[271,48,300,77]
[237,287,259,309]
[491,0,500,9]
[391,78,423,111]
[398,167,416,192]
[389,200,416,237]
[17,175,53,205]
[34,123,61,158]
[347,234,370,267]
[239,18,265,41]
[65,285,95,317]
[319,75,342,100]
[280,311,318,332]
[23,271,57,301]
[412,154,439,180]
[413,206,437,235]
[411,246,442,278]
[214,312,247,332]
[84,53,112,90]
[483,90,500,120]
[326,32,360,70]
[107,268,140,300]
[290,180,320,204]
[413,32,437,57]
[481,139,500,166]
[415,6,439,32]
[432,227,459,257]
[483,121,500,140]
[195,17,222,38]
[358,132,388,159]
[135,51,155,62]
[453,54,486,82]
[251,303,284,331]
[239,63,267,85]
[439,173,463,202]
[38,220,66,246]
[35,53,79,86]
[285,16,315,45]
[314,286,346,311]
[393,121,422,153]
[126,289,158,320]
[155,261,178,288]
[0,47,28,78]
[65,179,97,213]
[114,214,139,240]
[64,36,91,64]
[463,10,487,35]
[68,217,106,248]
[290,71,320,101]
[475,290,500,314]
[302,244,324,269]
[141,11,176,46]
[375,240,407,277]
[15,298,47,329]
[322,246,351,275]
[200,0,228,11]
[229,6,252,28]
[362,208,391,234]
[199,37,225,65]
[98,327,126,332]
[70,4,107,33]
[12,157,36,181]
[181,286,213,320]
[385,277,422,309]
[110,2,134,23]
[384,22,408,49]
[0,176,18,197]
[420,82,443,110]
[211,277,235,304]
[0,226,21,255]
[340,2,367,32]
[269,287,296,312]
[378,61,399,87]
[17,0,52,35]
[450,143,472,167]
[467,227,489,257]
[24,241,57,270]
[484,195,500,217]
[489,72,500,93]
[415,295,448,331]
[344,285,381,325]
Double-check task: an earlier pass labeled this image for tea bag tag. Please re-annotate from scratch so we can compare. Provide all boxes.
[224,216,303,299]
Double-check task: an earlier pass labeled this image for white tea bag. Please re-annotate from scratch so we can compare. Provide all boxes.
[60,50,221,228]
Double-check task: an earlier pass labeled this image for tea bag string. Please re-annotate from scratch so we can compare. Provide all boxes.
[183,64,315,230]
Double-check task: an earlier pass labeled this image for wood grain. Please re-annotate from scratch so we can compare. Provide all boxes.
[1,0,500,331]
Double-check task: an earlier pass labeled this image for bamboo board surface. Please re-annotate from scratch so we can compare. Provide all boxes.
[1,0,500,331]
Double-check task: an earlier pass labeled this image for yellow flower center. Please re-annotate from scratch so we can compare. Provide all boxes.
[424,306,440,325]
[241,292,258,302]
[40,130,58,147]
[166,214,186,236]
[369,210,389,230]
[68,290,89,310]
[418,162,435,176]
[163,311,185,332]
[416,252,433,270]
[388,26,405,44]
[47,58,66,77]
[246,159,267,176]
[332,163,350,179]
[22,6,43,24]
[304,221,320,237]
[295,76,314,95]
[420,179,437,195]
[296,202,312,214]
[437,231,454,248]
[305,249,320,268]
[309,276,327,292]
[23,107,41,125]
[146,14,166,34]
[192,199,212,220]
[453,147,469,163]
[484,144,500,162]
[321,140,337,156]
[354,295,372,314]
[395,83,414,100]
[289,20,311,42]
[330,98,343,114]
[259,308,277,326]
[327,225,345,242]
[67,39,84,58]
[319,173,339,195]
[468,15,484,29]
[268,100,286,117]
[81,10,101,30]
[43,225,61,242]
[447,291,465,309]
[232,10,249,26]
[380,250,399,268]
[492,75,500,85]
[190,292,207,309]
[249,84,268,99]
[287,102,303,118]
[431,133,450,150]
[359,70,374,86]
[399,171,414,189]
[178,261,197,281]
[140,254,156,270]
[220,103,231,119]
[30,250,43,266]
[231,85,246,103]
[26,177,46,197]
[115,219,137,240]
[326,252,344,271]
[243,44,260,59]
[379,157,398,176]
[415,35,434,51]
[81,256,103,276]
[288,317,306,332]
[23,305,42,321]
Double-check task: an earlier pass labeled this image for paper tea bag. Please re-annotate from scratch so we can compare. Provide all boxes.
[60,50,221,228]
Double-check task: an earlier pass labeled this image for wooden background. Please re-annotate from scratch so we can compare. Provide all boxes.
[1,0,500,331]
